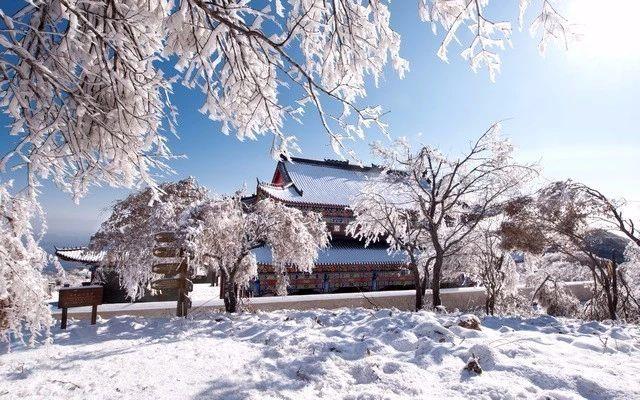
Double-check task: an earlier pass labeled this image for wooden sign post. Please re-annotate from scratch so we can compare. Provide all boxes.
[152,232,193,317]
[58,285,103,329]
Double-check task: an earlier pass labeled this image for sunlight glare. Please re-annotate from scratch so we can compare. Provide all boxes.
[569,0,640,59]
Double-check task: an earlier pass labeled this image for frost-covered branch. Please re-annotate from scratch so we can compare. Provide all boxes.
[0,1,175,201]
[0,0,410,198]
[0,1,579,199]
[571,183,640,248]
[420,0,577,81]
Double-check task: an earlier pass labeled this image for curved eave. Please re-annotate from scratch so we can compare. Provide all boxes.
[55,247,104,265]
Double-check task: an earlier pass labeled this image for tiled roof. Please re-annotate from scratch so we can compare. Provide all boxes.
[258,158,384,207]
[55,247,105,264]
[252,242,407,266]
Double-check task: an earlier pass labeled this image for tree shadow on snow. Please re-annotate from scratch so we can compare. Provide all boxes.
[4,313,237,360]
[481,314,569,334]
[192,374,309,400]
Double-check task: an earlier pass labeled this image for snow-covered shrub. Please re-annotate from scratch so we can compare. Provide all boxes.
[523,249,640,322]
[533,278,580,318]
[459,233,523,316]
[496,292,533,317]
[0,182,52,345]
[454,207,545,317]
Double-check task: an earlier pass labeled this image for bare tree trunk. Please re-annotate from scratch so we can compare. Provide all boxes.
[611,262,619,320]
[222,270,239,313]
[414,287,424,311]
[431,255,443,308]
[413,271,423,311]
[223,282,239,313]
[599,262,618,321]
[588,268,598,319]
[485,294,495,316]
[604,287,617,320]
[409,256,429,312]
[604,280,618,321]
[484,255,504,316]
[421,268,430,296]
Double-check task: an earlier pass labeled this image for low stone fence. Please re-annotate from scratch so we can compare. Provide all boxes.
[51,281,593,321]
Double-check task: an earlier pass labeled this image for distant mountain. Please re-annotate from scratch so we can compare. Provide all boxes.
[585,229,629,264]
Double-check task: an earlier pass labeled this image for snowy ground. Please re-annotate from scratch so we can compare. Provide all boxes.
[1,309,639,400]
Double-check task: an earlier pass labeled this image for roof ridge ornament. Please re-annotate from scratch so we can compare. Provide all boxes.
[323,158,350,166]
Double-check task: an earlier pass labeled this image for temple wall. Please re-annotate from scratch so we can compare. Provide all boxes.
[51,281,593,321]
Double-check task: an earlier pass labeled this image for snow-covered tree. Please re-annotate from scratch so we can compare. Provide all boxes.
[90,178,209,300]
[570,183,640,320]
[350,124,536,310]
[184,195,329,312]
[501,181,639,321]
[348,186,430,311]
[0,1,574,197]
[0,182,51,345]
[90,179,328,312]
[458,219,522,316]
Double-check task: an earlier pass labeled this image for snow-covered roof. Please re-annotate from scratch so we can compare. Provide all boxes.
[252,242,407,266]
[258,158,385,207]
[55,247,105,264]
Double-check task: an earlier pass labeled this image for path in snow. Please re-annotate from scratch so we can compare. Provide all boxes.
[1,309,639,400]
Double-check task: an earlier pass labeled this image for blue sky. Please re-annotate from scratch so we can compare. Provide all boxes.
[1,1,639,245]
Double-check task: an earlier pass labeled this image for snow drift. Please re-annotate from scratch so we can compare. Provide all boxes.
[1,308,639,399]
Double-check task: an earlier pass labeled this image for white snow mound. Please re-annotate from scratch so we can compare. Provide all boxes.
[1,309,639,399]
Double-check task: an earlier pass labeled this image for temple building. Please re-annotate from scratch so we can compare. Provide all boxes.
[248,157,413,295]
[56,157,416,299]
